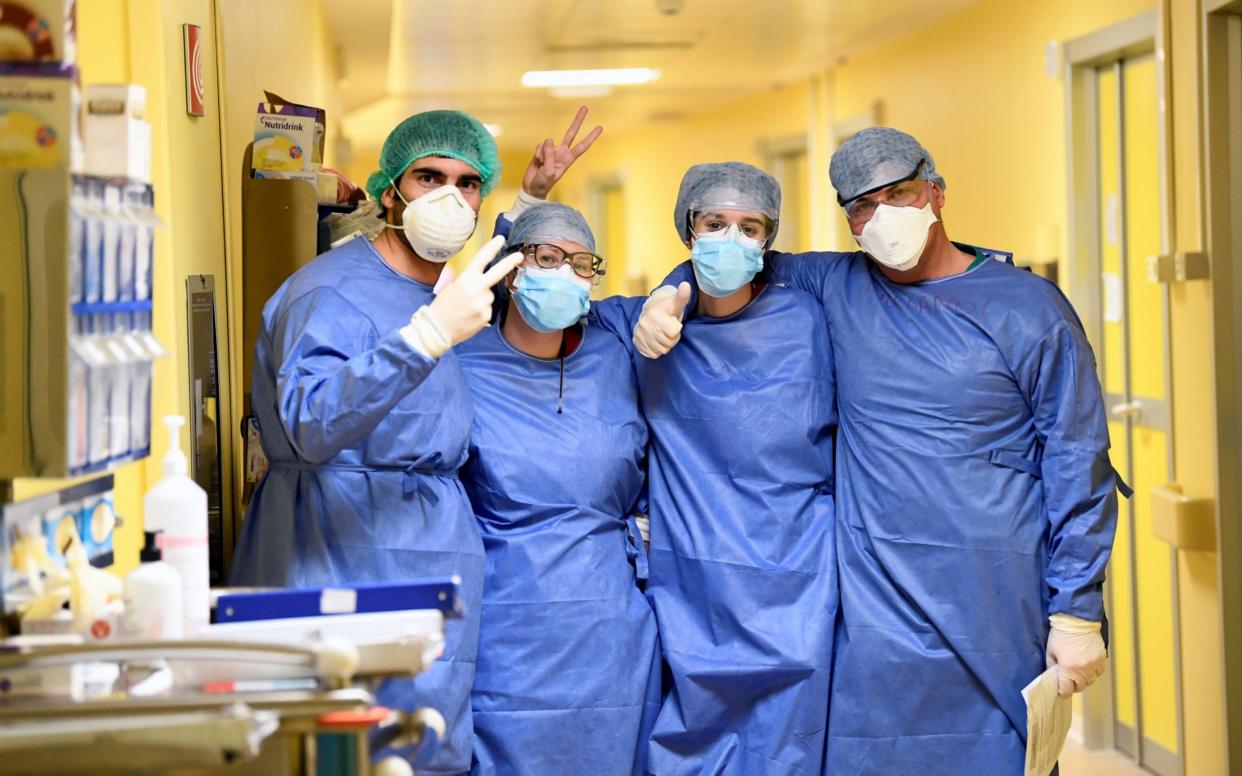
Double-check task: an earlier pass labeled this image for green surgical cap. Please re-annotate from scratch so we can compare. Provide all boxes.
[365,109,502,202]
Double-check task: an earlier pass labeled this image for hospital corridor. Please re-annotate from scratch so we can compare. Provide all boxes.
[1,0,1240,774]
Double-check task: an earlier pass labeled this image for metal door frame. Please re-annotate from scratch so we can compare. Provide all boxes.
[1202,1,1242,771]
[1063,10,1185,776]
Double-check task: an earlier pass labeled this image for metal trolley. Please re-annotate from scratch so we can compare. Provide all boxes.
[0,581,460,776]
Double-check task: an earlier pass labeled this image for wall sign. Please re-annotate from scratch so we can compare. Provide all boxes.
[183,23,205,116]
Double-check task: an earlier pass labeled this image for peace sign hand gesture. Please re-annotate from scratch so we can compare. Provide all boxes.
[424,236,523,348]
[522,106,604,200]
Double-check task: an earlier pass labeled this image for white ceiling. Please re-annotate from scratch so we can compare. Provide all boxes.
[323,0,981,154]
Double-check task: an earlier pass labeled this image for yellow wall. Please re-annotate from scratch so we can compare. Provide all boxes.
[129,0,232,574]
[830,0,1153,258]
[214,0,345,534]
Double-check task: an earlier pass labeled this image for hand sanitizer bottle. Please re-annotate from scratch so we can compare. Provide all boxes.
[123,530,184,640]
[143,416,209,636]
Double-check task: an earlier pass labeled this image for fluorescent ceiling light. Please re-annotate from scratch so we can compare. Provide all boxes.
[549,85,615,99]
[483,123,502,137]
[521,68,661,88]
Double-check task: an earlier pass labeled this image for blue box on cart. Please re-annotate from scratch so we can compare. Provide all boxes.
[214,577,462,623]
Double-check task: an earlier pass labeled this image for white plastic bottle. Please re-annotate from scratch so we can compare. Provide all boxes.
[143,416,209,636]
[123,530,184,640]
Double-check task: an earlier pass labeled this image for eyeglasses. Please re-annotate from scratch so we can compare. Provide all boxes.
[520,244,607,279]
[841,160,928,224]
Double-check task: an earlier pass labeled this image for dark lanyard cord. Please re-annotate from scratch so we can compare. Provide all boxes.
[557,336,566,415]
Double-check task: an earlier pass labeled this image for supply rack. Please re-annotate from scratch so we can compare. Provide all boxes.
[1,162,163,481]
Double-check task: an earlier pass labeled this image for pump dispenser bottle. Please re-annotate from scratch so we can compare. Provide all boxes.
[123,530,183,639]
[143,416,209,636]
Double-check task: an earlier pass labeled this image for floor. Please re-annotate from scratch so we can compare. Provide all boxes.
[1061,737,1151,775]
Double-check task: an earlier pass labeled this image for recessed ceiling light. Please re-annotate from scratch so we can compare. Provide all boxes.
[521,68,661,88]
[483,123,502,137]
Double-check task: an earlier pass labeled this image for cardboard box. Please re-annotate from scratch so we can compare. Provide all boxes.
[0,67,71,168]
[251,91,324,173]
[252,103,316,172]
[82,83,151,182]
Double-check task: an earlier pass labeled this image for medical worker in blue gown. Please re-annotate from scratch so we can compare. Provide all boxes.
[594,162,837,776]
[229,108,602,774]
[636,129,1124,775]
[456,203,660,776]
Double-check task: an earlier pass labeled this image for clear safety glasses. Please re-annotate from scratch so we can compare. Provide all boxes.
[841,159,929,224]
[691,211,772,242]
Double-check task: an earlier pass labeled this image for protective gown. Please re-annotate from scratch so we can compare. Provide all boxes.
[663,246,1121,775]
[229,236,482,774]
[456,322,661,776]
[593,286,838,776]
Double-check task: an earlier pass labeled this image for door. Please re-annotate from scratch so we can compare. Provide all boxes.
[1095,54,1183,776]
[592,178,631,296]
[1204,4,1242,771]
[766,142,811,254]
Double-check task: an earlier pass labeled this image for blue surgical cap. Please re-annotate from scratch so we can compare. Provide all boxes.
[365,109,501,202]
[505,202,596,253]
[830,127,946,204]
[674,162,781,247]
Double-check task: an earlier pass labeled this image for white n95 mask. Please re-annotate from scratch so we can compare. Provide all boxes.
[854,202,939,272]
[390,184,478,262]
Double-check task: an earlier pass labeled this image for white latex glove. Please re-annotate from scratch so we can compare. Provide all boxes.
[424,236,522,348]
[1046,613,1107,696]
[633,282,692,359]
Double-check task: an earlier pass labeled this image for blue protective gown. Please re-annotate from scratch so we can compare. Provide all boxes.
[229,236,482,775]
[593,286,838,776]
[455,322,662,776]
[664,246,1121,775]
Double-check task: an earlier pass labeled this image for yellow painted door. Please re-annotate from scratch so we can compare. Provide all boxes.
[1096,55,1183,776]
[768,148,811,254]
[597,181,629,297]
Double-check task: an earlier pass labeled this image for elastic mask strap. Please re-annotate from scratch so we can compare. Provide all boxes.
[390,178,411,207]
[383,179,412,233]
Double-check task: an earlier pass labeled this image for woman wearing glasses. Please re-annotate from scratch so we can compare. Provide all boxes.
[455,202,660,776]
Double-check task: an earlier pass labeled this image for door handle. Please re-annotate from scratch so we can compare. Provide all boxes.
[1151,484,1216,552]
[1110,400,1142,418]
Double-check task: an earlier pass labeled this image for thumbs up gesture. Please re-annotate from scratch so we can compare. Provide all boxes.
[633,282,692,359]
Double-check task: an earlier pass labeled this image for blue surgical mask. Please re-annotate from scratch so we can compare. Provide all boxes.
[690,225,764,297]
[513,265,591,333]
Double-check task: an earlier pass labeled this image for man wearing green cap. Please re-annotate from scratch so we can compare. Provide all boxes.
[636,127,1124,774]
[231,108,601,773]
